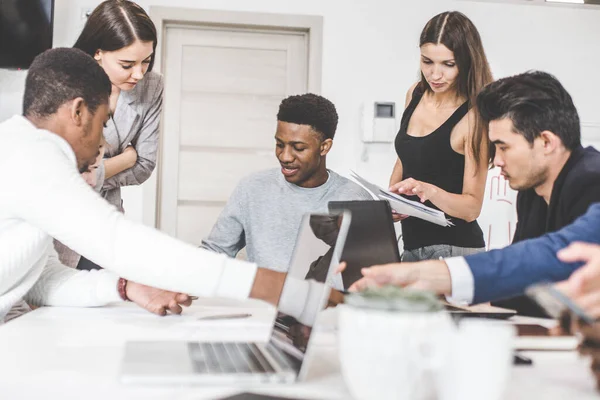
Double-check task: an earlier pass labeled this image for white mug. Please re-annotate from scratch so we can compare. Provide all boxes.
[438,319,515,400]
[338,304,454,400]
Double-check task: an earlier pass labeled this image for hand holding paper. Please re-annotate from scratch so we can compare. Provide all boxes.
[389,178,438,203]
[350,171,452,227]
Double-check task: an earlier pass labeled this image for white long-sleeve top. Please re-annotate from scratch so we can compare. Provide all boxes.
[0,115,258,321]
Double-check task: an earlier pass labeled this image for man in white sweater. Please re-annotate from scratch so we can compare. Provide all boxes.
[0,48,320,323]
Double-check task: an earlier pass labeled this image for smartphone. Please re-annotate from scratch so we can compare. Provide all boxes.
[513,353,533,366]
[525,282,597,325]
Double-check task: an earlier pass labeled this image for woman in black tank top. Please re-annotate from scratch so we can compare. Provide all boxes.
[390,12,493,261]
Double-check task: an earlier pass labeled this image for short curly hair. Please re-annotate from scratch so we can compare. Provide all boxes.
[23,48,111,118]
[276,93,338,140]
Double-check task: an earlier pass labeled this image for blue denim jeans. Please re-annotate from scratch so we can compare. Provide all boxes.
[401,244,484,262]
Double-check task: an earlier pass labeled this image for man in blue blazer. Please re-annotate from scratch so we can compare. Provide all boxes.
[348,202,600,388]
[476,71,600,315]
[348,202,600,304]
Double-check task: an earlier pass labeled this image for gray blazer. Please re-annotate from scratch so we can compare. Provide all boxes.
[96,71,164,209]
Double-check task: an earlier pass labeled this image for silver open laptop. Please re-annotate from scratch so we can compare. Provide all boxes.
[120,211,351,385]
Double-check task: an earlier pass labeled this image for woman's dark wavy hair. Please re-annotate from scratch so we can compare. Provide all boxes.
[419,11,494,169]
[74,0,157,71]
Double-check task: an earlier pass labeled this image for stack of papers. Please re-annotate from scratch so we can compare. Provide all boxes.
[350,171,453,227]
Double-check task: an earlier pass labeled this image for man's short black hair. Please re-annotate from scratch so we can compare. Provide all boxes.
[23,47,111,118]
[477,71,581,150]
[277,93,338,140]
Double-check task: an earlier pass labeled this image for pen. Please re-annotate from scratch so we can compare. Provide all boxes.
[513,353,533,366]
[197,313,252,321]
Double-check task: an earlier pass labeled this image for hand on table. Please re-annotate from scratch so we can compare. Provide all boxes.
[125,281,193,316]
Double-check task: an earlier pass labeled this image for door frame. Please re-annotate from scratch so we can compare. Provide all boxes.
[143,6,323,229]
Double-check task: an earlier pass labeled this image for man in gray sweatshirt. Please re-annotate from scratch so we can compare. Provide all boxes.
[201,94,371,272]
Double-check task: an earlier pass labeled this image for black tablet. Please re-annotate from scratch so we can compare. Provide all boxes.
[328,200,401,289]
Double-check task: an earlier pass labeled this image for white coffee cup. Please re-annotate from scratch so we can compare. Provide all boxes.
[338,304,455,400]
[438,319,515,400]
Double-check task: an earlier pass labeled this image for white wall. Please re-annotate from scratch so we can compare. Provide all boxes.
[2,0,600,248]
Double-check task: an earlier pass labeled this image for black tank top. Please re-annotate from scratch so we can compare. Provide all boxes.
[395,86,485,250]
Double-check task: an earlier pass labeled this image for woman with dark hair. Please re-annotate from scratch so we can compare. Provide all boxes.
[390,11,493,262]
[74,0,161,210]
[68,0,163,270]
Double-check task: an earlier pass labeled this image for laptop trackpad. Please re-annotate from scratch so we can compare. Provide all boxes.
[122,341,194,376]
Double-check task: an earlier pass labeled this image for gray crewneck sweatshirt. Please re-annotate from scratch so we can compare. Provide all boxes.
[201,168,372,271]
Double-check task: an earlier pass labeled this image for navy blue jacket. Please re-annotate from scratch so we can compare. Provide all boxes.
[495,146,600,314]
[467,203,600,304]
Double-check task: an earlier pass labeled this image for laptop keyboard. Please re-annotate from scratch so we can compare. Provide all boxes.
[188,342,276,374]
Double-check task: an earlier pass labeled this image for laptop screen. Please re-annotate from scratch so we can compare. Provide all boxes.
[269,212,350,363]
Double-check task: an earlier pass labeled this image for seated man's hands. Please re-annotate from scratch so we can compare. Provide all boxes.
[556,242,600,318]
[126,281,193,316]
[339,260,452,295]
[346,262,417,291]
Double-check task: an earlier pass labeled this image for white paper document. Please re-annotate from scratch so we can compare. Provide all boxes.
[350,171,453,227]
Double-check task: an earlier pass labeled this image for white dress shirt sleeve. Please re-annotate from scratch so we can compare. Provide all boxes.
[25,246,122,307]
[444,256,475,305]
[7,135,257,301]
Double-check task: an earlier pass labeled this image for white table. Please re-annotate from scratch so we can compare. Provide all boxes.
[0,300,597,400]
